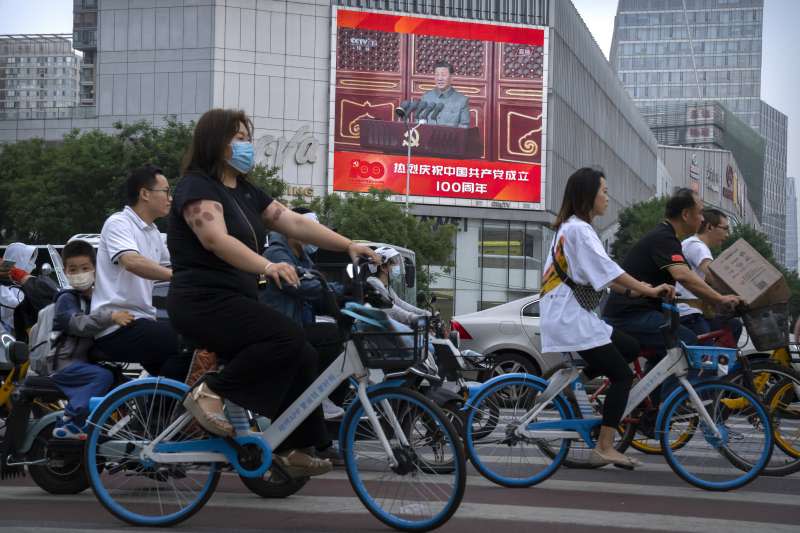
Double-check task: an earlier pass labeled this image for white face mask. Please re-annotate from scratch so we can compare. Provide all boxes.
[67,271,95,291]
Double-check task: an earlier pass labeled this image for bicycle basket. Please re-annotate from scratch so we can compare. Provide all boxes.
[682,343,737,372]
[351,317,429,371]
[741,303,789,351]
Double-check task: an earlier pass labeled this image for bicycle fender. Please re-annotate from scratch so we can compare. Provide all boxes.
[88,377,189,420]
[20,410,63,454]
[338,378,405,445]
[462,373,548,410]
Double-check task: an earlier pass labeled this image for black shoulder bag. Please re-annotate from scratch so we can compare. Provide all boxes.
[549,235,605,312]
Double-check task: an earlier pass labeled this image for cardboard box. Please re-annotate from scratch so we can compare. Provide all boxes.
[707,238,790,308]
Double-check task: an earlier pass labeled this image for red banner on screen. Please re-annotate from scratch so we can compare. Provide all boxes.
[334,151,541,203]
[337,10,545,46]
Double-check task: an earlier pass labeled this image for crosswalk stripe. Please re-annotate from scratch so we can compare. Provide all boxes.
[309,471,800,507]
[2,489,793,533]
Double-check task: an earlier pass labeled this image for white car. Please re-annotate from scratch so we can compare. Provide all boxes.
[450,294,562,378]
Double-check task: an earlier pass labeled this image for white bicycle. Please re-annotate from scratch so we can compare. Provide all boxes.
[464,301,774,491]
[83,264,466,531]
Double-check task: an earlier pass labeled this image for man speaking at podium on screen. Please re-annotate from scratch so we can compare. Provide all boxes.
[420,60,470,128]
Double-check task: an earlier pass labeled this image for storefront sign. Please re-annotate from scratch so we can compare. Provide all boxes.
[723,165,735,201]
[255,125,320,168]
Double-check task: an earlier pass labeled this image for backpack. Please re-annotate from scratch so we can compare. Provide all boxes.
[28,303,59,376]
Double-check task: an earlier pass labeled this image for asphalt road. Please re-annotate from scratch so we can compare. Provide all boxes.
[1,449,798,533]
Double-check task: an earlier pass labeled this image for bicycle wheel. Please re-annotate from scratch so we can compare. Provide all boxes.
[659,380,772,491]
[763,377,800,476]
[623,405,697,456]
[465,376,573,487]
[341,387,465,532]
[726,360,800,476]
[85,381,221,526]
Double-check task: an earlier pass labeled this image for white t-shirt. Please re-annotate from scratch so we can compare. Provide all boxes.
[540,216,624,353]
[92,206,170,337]
[675,235,712,317]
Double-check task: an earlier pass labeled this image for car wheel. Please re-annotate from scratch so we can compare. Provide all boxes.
[487,352,539,379]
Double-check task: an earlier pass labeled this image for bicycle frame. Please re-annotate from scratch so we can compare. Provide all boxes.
[138,339,409,470]
[518,345,722,443]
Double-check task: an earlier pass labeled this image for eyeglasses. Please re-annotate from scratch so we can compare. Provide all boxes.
[148,187,173,196]
[716,225,730,232]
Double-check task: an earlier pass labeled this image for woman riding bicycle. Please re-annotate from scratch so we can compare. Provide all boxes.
[166,108,378,478]
[540,167,674,469]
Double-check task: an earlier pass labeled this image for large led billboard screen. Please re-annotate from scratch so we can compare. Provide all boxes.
[329,8,548,210]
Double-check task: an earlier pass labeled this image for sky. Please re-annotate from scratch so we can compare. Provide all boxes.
[0,0,797,178]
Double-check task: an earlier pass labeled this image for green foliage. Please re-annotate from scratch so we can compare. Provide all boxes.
[249,164,287,203]
[610,196,668,262]
[301,189,456,299]
[0,117,194,243]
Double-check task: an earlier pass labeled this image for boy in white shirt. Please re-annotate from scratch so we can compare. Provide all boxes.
[675,208,742,344]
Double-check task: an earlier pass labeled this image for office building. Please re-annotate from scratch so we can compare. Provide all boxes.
[610,0,789,264]
[0,34,81,115]
[786,176,798,271]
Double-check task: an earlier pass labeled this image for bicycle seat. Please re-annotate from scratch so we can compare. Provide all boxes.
[17,375,67,402]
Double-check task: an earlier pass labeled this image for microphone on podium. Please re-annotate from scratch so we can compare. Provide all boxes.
[429,102,445,122]
[395,99,420,119]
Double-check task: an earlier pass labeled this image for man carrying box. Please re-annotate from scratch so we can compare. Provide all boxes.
[603,188,741,354]
[675,208,743,345]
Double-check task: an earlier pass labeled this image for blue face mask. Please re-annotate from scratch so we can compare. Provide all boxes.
[227,141,255,174]
[390,264,402,278]
[303,244,318,256]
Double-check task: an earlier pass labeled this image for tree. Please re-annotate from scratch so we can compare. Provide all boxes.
[250,164,287,203]
[610,196,668,262]
[0,118,194,243]
[302,189,456,299]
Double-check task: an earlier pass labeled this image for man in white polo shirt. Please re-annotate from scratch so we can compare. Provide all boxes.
[675,208,743,344]
[92,164,189,380]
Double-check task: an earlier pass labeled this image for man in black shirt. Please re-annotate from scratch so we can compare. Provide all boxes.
[603,188,741,351]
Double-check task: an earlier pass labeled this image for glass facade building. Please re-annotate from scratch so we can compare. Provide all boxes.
[73,0,98,107]
[786,176,798,271]
[610,0,789,265]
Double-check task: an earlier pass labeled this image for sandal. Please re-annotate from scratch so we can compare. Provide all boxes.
[275,449,333,478]
[589,448,642,470]
[182,382,234,437]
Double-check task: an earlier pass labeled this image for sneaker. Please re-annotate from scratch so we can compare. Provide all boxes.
[322,398,345,420]
[52,417,88,440]
[314,444,345,467]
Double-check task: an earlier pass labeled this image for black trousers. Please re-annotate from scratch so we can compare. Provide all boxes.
[95,318,190,381]
[303,322,348,405]
[577,329,638,427]
[167,288,327,452]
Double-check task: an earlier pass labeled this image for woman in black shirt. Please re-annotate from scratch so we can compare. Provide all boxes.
[167,109,378,478]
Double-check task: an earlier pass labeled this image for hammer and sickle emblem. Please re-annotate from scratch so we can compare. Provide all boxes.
[402,125,421,148]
